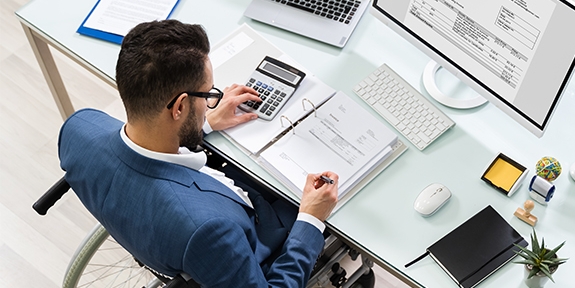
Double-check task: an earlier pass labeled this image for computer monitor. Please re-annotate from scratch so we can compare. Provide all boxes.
[371,0,575,137]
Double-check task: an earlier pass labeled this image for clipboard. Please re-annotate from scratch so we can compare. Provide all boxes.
[77,0,180,44]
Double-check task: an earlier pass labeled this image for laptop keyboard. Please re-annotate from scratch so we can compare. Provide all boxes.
[272,0,362,24]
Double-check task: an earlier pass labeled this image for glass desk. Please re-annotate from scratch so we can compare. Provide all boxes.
[16,0,575,287]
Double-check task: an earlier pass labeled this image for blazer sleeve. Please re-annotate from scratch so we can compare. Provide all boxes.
[182,217,324,288]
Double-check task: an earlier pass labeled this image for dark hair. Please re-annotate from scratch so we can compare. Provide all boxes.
[116,20,210,121]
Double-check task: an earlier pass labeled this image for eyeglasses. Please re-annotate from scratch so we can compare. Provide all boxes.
[166,86,223,110]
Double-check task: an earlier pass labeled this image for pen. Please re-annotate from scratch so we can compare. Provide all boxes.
[320,175,334,184]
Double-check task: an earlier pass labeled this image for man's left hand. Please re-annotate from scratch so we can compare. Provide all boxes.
[206,84,261,131]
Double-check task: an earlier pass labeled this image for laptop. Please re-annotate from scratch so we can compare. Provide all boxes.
[244,0,369,48]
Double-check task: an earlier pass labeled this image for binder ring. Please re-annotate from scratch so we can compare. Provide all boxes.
[280,115,295,135]
[302,98,317,117]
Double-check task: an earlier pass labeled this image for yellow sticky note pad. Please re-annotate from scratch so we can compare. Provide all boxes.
[481,153,528,196]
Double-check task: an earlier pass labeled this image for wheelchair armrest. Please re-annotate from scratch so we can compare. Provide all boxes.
[33,176,70,215]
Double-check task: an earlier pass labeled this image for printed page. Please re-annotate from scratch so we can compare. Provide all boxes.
[259,91,397,198]
[83,0,179,36]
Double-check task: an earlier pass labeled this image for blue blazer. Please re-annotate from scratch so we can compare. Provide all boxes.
[58,109,325,287]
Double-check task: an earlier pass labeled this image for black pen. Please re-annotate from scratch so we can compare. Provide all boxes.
[320,175,334,184]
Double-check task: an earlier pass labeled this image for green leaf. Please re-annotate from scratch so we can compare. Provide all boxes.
[513,244,527,255]
[532,229,541,254]
[544,241,565,259]
[514,244,538,259]
[527,267,540,279]
[524,249,539,260]
[514,253,529,260]
[553,260,568,266]
[541,267,555,282]
[539,263,555,282]
[514,260,536,266]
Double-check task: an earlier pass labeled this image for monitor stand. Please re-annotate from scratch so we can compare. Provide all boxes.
[422,60,487,109]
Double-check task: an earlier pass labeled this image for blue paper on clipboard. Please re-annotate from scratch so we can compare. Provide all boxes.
[77,0,180,44]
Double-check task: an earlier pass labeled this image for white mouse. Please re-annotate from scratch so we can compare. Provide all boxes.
[570,162,575,181]
[414,183,452,217]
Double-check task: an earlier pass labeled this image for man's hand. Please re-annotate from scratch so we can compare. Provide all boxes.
[299,172,339,222]
[206,84,261,131]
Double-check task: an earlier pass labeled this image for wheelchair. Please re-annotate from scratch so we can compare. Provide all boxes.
[34,142,375,288]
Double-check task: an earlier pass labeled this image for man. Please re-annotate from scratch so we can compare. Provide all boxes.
[58,20,339,287]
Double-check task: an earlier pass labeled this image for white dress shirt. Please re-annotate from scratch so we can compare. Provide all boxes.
[120,124,325,233]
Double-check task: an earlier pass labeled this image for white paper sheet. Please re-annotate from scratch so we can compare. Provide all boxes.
[259,91,398,198]
[84,0,178,36]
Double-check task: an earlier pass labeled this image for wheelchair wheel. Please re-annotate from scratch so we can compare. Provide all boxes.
[62,223,163,288]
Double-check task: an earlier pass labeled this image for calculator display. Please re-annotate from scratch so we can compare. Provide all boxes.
[261,62,298,83]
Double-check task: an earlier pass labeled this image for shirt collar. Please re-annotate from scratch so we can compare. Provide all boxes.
[120,124,206,171]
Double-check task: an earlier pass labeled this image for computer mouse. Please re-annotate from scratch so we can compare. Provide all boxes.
[414,183,452,217]
[570,162,575,181]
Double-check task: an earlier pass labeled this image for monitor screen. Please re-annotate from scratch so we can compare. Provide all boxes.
[371,0,575,136]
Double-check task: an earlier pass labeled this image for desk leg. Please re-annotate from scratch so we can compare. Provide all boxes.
[21,23,74,121]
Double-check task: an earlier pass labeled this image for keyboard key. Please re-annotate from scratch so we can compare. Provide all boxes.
[373,102,399,125]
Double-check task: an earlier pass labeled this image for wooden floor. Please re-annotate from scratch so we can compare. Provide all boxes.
[0,1,409,287]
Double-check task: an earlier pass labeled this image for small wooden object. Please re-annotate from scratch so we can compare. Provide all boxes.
[514,200,537,226]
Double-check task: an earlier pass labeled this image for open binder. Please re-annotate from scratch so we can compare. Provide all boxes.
[211,24,407,212]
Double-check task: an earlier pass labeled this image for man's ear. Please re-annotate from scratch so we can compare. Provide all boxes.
[171,94,187,120]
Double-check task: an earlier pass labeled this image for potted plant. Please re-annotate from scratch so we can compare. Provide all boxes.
[513,229,569,288]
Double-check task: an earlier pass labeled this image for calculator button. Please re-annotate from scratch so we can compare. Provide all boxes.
[269,106,276,111]
[265,111,273,116]
[262,84,268,89]
[260,104,270,112]
[249,78,255,83]
[280,92,287,97]
[267,86,274,91]
[256,81,262,86]
[246,101,254,107]
[246,83,252,87]
[273,101,280,106]
[274,90,281,95]
[264,91,270,96]
[271,95,277,99]
[254,86,260,91]
[258,88,265,93]
[267,99,273,104]
[277,97,284,102]
[260,95,267,101]
[253,103,261,109]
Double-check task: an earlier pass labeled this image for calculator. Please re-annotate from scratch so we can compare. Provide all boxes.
[240,56,306,121]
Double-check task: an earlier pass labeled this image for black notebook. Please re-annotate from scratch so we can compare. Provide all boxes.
[408,205,527,288]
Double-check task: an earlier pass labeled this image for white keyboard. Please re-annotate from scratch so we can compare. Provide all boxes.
[353,64,455,150]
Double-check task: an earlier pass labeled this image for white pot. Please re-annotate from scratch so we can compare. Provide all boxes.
[523,265,557,288]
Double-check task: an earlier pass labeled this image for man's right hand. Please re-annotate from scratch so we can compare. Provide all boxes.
[299,172,339,222]
[205,84,261,131]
